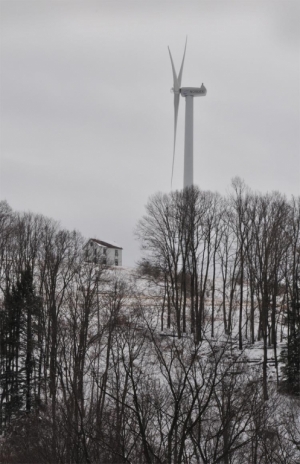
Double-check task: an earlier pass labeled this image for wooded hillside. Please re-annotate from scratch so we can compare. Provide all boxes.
[0,180,299,463]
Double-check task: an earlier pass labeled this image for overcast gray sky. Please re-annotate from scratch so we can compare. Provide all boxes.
[1,0,299,266]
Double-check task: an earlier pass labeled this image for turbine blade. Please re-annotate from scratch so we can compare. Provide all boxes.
[168,47,180,92]
[177,37,187,87]
[168,39,187,188]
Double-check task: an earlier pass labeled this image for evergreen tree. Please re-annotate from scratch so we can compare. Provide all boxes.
[0,284,23,428]
[0,266,41,428]
[281,273,300,395]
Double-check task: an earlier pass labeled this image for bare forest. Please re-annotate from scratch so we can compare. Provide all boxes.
[0,179,300,463]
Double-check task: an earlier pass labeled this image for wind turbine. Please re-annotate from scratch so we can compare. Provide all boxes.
[168,40,207,189]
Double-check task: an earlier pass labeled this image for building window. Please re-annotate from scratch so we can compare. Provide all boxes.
[115,259,118,266]
[115,250,118,257]
[103,248,107,255]
[103,258,107,265]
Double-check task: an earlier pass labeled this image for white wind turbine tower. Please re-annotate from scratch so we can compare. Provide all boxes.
[169,40,207,189]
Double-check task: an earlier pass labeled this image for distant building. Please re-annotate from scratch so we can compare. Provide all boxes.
[84,238,123,266]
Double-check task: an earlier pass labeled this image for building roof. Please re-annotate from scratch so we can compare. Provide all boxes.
[90,238,123,250]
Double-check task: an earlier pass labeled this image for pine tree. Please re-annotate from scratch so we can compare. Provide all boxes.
[0,266,41,429]
[0,281,24,427]
[281,273,300,395]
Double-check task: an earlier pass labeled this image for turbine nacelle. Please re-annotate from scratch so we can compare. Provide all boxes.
[171,84,207,97]
[180,84,207,97]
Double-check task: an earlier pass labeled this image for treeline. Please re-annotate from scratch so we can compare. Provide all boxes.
[0,202,86,430]
[137,179,300,400]
[0,179,299,463]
